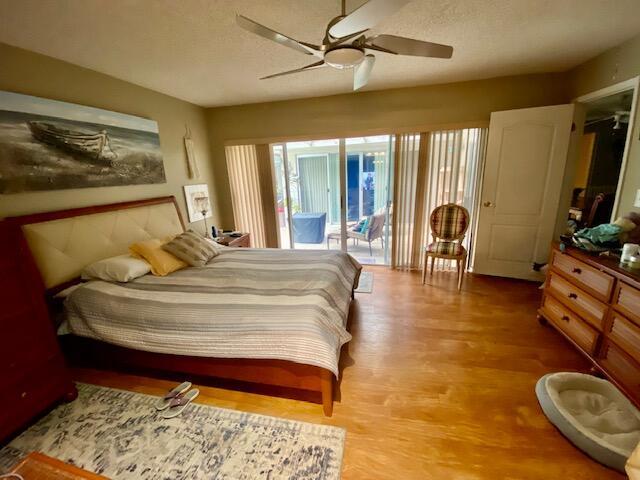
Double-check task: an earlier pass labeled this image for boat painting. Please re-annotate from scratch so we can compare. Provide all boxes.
[0,91,165,194]
[28,121,118,163]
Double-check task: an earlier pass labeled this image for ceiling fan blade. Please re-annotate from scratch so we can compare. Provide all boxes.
[236,15,320,56]
[353,54,375,90]
[369,34,453,58]
[329,0,410,39]
[260,60,327,80]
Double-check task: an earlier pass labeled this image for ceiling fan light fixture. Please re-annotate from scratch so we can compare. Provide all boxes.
[324,47,365,69]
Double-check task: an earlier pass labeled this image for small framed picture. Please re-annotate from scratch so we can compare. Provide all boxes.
[183,184,212,223]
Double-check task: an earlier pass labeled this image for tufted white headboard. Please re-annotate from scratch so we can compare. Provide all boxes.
[9,196,185,290]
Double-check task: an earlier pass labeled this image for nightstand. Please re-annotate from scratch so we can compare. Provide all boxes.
[215,232,251,248]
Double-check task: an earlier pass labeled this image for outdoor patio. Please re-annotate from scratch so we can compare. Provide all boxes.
[279,225,387,265]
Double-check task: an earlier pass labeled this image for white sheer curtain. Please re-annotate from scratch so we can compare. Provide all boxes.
[423,128,488,269]
[225,144,278,248]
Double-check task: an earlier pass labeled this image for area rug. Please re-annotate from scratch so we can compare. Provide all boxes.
[354,271,373,293]
[0,383,345,479]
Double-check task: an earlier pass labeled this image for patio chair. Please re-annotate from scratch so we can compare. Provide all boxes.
[348,210,386,255]
[326,210,386,256]
[422,203,470,291]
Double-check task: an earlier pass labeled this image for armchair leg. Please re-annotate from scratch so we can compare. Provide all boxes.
[430,255,435,276]
[368,241,372,256]
[422,254,428,285]
[457,255,467,291]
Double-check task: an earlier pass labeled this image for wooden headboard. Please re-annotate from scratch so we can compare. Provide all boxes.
[6,196,185,291]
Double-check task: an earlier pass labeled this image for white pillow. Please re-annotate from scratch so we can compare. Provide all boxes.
[81,254,151,282]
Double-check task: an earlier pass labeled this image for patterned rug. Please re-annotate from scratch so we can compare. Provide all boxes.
[0,383,345,479]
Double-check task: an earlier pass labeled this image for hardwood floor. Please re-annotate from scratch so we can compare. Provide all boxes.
[73,268,623,479]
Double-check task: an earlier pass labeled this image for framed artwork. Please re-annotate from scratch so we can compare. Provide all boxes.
[183,183,212,223]
[0,90,165,193]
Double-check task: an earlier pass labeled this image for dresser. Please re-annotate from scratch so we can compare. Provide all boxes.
[0,221,76,443]
[539,242,640,406]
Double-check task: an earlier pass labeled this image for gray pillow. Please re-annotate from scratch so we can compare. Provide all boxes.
[162,230,220,267]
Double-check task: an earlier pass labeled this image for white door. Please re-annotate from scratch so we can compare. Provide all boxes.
[473,104,575,280]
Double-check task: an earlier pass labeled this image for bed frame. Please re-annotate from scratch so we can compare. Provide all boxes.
[7,196,348,416]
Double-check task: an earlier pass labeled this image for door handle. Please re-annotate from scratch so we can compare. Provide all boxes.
[483,201,495,207]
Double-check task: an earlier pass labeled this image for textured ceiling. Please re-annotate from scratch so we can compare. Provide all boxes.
[1,0,640,107]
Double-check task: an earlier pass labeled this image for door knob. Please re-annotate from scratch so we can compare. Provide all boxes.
[483,201,495,207]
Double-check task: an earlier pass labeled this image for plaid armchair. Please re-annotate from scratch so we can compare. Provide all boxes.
[422,203,470,290]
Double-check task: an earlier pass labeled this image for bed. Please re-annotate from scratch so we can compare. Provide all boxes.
[7,196,361,416]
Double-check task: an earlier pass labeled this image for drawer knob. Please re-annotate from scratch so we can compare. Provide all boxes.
[572,267,582,274]
[568,293,578,299]
[561,315,570,322]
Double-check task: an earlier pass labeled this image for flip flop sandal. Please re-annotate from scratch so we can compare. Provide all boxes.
[161,389,200,419]
[155,381,192,411]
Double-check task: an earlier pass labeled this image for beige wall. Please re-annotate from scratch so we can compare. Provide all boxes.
[0,43,218,229]
[9,31,639,231]
[568,33,640,216]
[207,73,568,227]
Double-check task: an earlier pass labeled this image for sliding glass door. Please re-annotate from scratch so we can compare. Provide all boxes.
[344,136,393,265]
[273,140,340,251]
[272,136,394,265]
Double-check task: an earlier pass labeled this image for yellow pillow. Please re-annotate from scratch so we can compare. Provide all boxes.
[129,239,187,276]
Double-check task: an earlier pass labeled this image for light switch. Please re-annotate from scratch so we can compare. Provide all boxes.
[635,189,640,208]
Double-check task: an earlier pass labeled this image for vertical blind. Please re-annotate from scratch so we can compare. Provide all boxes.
[423,128,488,269]
[225,144,278,248]
[226,128,486,262]
[391,133,424,269]
[390,128,488,270]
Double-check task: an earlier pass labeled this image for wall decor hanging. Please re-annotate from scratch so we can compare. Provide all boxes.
[0,90,166,193]
[184,124,200,179]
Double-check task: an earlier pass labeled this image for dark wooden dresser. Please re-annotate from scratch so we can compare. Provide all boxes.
[539,242,640,406]
[0,221,76,443]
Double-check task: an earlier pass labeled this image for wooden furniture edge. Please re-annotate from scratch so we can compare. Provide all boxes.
[11,452,108,479]
[539,243,640,408]
[551,241,640,290]
[62,336,335,415]
[598,338,640,406]
[5,195,186,230]
[6,196,345,416]
[548,250,612,303]
[537,303,601,359]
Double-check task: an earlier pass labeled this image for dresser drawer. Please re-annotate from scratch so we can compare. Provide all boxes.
[551,251,614,301]
[541,294,599,354]
[614,282,640,325]
[547,272,608,330]
[600,340,640,402]
[2,310,59,382]
[0,355,69,441]
[0,268,37,319]
[608,311,640,364]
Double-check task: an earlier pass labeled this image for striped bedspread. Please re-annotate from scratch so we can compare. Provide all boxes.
[63,248,361,377]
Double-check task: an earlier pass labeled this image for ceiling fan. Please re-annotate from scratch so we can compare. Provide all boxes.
[236,0,453,91]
